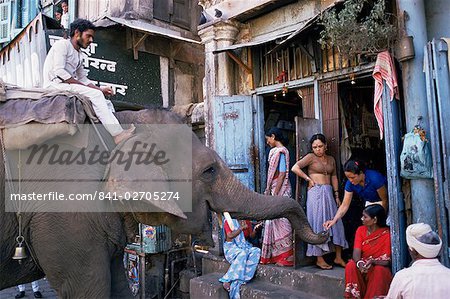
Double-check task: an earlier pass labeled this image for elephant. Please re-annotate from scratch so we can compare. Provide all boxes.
[0,108,328,298]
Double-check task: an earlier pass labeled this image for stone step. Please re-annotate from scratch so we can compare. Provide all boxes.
[190,272,328,299]
[201,253,344,299]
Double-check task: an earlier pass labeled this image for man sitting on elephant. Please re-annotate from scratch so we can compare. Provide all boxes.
[42,18,135,144]
[219,217,261,299]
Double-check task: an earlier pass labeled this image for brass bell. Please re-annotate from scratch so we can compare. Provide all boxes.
[12,236,27,263]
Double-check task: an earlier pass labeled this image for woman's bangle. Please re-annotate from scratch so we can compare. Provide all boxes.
[305,177,311,181]
[356,260,365,269]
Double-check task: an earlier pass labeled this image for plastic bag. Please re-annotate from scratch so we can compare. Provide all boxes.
[400,128,433,179]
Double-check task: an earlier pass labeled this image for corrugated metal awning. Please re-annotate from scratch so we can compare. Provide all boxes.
[213,30,294,54]
[104,17,202,44]
[213,1,343,55]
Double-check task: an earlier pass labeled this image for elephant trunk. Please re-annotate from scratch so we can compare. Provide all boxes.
[210,162,328,245]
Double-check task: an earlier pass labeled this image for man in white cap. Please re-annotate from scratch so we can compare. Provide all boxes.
[386,223,450,298]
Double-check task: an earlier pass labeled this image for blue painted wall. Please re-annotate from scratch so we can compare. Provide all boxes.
[425,0,450,39]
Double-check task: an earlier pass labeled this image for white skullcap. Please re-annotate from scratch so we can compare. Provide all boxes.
[406,223,442,258]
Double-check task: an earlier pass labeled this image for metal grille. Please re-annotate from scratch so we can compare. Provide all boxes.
[257,42,313,87]
[321,45,361,73]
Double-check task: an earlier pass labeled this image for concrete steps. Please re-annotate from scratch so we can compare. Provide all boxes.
[190,253,345,299]
[190,272,328,299]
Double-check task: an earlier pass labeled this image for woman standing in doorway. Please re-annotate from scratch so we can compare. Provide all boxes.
[292,133,348,269]
[260,127,294,267]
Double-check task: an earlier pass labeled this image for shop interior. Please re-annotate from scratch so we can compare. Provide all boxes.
[338,76,386,174]
[263,90,303,199]
[338,76,387,246]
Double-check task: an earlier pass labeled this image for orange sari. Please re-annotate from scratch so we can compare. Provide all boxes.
[344,226,392,298]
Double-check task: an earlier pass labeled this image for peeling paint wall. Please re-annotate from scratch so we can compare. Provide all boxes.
[203,0,334,43]
[78,0,153,22]
[248,1,314,39]
[139,33,204,106]
[425,0,450,39]
[78,0,111,21]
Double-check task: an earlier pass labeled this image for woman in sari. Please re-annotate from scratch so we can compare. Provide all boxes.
[292,133,348,269]
[344,204,392,299]
[260,127,294,266]
[219,218,261,299]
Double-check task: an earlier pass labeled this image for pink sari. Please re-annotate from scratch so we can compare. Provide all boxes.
[260,146,294,266]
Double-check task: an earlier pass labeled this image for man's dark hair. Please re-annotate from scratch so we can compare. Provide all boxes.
[69,19,95,37]
[61,0,68,4]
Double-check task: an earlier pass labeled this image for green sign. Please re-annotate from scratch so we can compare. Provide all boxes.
[83,27,162,107]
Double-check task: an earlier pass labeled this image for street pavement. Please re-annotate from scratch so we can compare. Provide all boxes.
[0,279,57,299]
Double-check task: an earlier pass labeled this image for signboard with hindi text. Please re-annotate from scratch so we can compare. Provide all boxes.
[49,25,162,107]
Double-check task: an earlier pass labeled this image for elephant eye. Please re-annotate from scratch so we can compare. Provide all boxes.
[201,165,216,182]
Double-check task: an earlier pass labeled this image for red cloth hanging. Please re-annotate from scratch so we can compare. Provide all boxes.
[372,51,399,139]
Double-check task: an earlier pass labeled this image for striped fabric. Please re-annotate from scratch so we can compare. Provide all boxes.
[372,51,399,139]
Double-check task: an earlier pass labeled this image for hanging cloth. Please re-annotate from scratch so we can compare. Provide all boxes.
[372,51,399,139]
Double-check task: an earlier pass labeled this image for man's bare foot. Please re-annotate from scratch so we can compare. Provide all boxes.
[334,258,347,267]
[222,282,231,292]
[114,124,136,144]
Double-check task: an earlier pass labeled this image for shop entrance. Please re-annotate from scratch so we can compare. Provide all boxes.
[338,77,386,173]
[263,90,303,199]
[338,76,387,246]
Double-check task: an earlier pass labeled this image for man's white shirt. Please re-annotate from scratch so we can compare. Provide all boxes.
[42,39,92,88]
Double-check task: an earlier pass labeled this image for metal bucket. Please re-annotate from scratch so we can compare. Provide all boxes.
[396,35,415,62]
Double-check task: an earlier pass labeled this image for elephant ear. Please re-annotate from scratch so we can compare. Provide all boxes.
[105,139,187,219]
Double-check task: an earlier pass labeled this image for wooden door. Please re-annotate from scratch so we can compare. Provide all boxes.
[320,80,340,170]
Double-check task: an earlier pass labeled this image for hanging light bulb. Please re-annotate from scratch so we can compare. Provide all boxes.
[350,73,356,85]
[282,82,289,96]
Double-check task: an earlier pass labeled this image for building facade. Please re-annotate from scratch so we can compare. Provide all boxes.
[198,0,450,270]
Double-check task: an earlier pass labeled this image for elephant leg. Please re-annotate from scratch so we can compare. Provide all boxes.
[36,249,112,298]
[110,254,133,299]
[32,231,112,297]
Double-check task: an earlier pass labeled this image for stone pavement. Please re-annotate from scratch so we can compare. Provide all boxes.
[0,279,57,299]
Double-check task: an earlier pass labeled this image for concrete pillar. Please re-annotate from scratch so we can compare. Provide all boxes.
[198,20,239,149]
[397,0,437,228]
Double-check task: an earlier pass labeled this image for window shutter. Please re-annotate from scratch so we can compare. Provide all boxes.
[0,0,11,43]
[153,0,171,22]
[172,0,190,29]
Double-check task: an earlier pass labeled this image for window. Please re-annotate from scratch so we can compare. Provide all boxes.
[153,0,191,29]
[0,0,11,43]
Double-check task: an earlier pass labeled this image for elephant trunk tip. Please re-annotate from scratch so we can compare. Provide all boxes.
[298,230,330,245]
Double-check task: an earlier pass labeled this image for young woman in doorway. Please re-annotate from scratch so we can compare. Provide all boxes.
[260,127,294,267]
[292,134,348,269]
